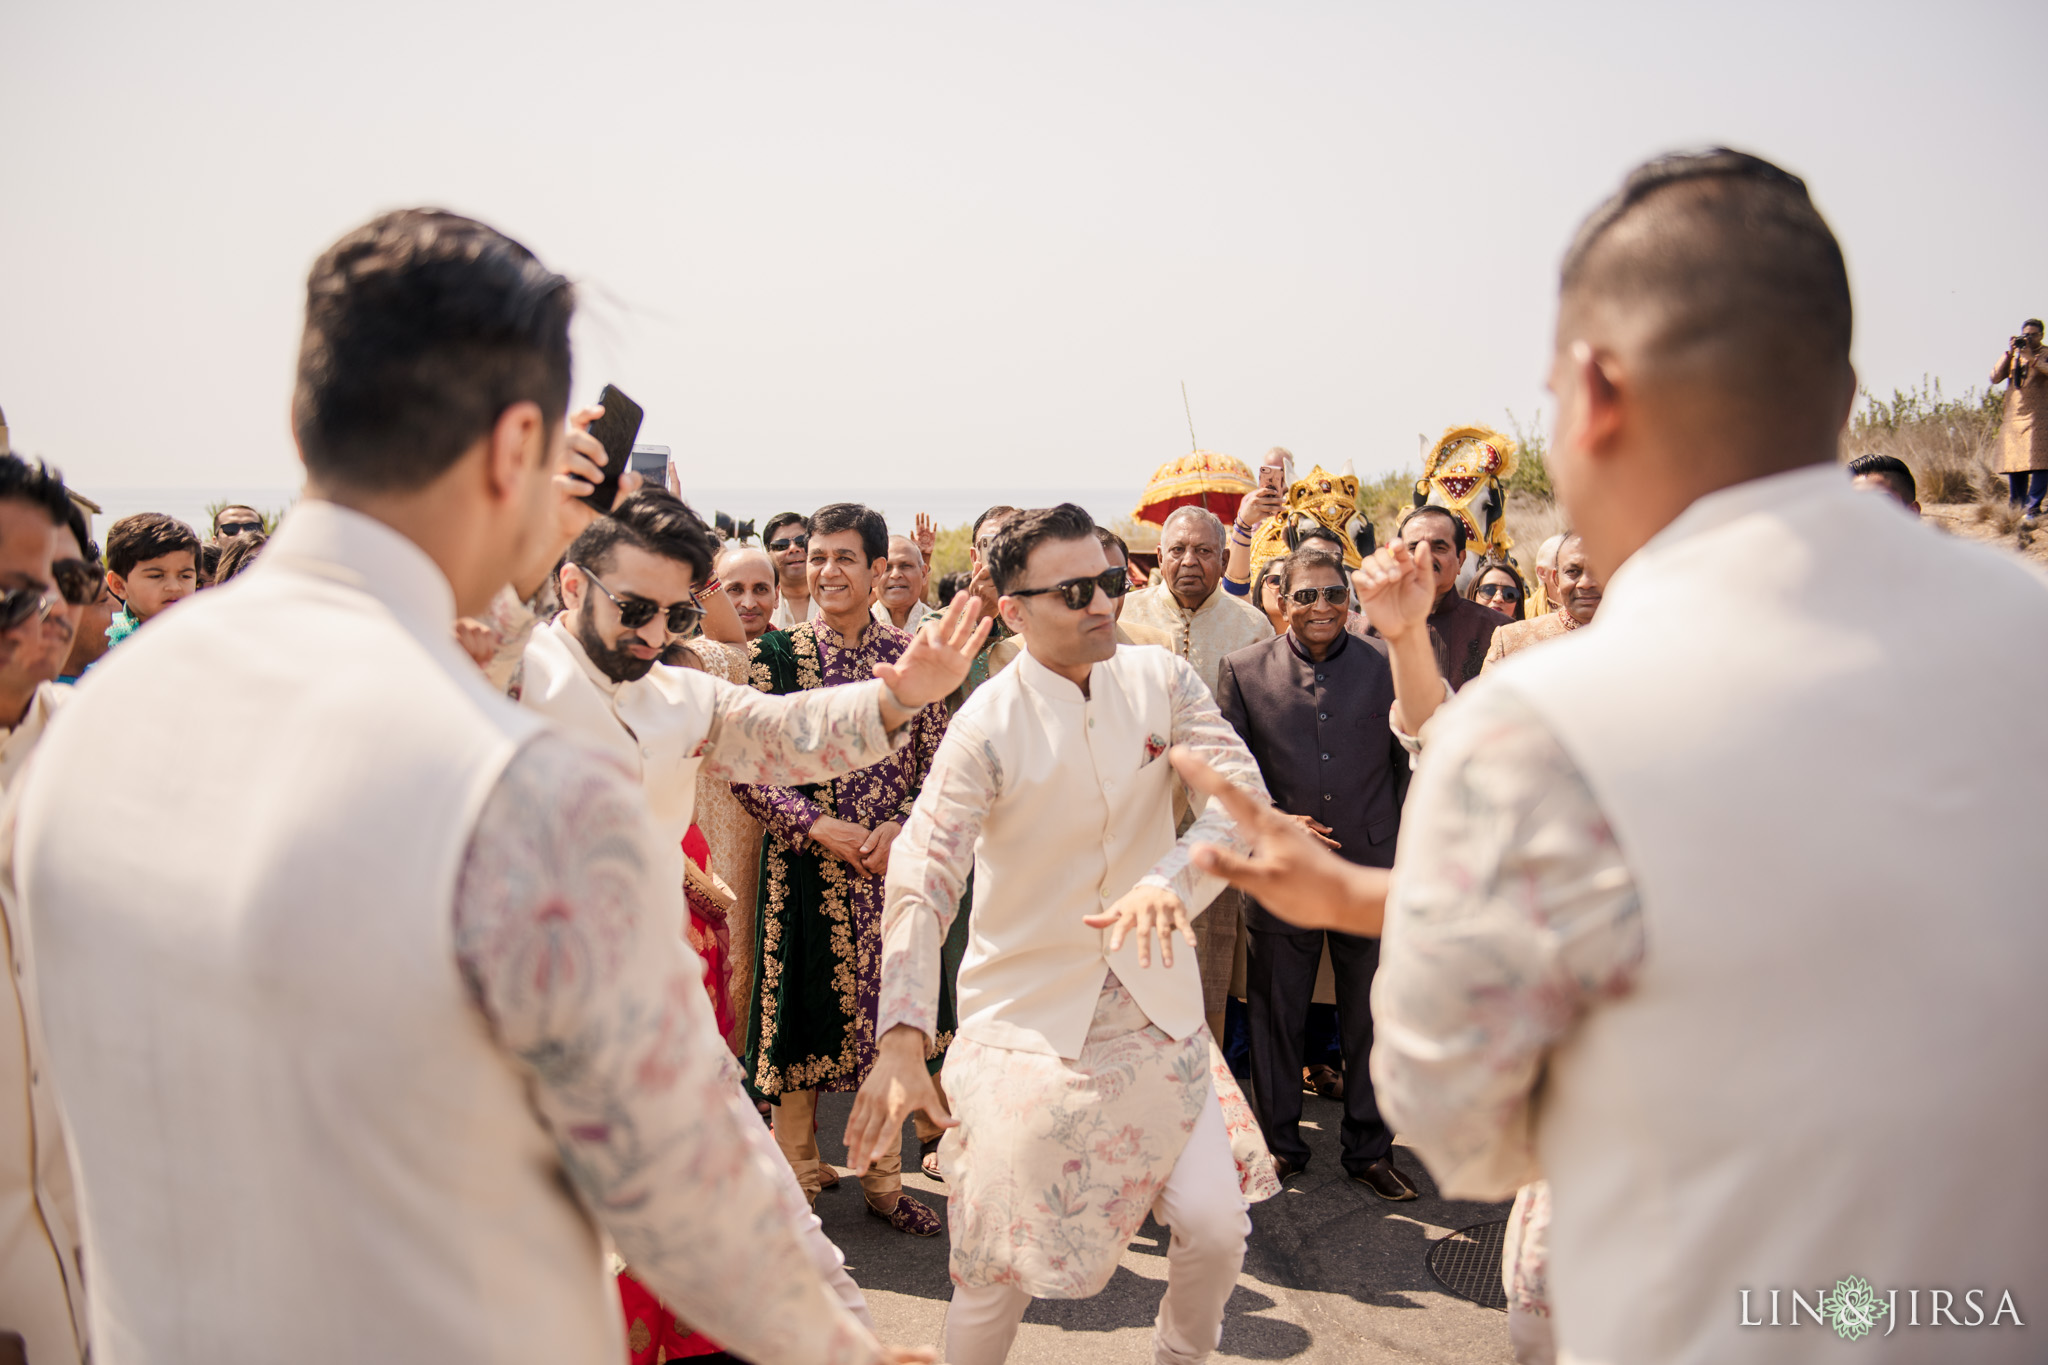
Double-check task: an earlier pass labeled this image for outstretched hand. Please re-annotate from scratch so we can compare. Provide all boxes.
[845,1026,954,1177]
[1351,539,1435,643]
[1083,884,1193,968]
[1169,746,1388,936]
[873,592,990,709]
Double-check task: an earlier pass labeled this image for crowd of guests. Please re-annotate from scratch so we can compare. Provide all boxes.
[0,148,2040,1365]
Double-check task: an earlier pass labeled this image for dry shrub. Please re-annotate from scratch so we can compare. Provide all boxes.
[1844,380,2004,506]
[1501,491,1565,567]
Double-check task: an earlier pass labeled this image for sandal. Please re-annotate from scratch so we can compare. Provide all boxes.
[816,1164,841,1191]
[919,1136,944,1182]
[866,1193,942,1237]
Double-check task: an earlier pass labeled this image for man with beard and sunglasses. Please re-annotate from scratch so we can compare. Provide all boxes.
[521,487,988,1359]
[0,453,93,1365]
[1213,544,1443,1201]
[849,503,1279,1365]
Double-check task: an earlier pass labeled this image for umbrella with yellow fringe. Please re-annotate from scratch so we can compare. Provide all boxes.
[1133,449,1256,527]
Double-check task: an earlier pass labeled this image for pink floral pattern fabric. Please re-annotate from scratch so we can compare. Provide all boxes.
[939,974,1273,1298]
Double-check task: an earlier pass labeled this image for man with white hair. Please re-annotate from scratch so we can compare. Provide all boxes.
[1118,504,1272,1040]
[873,534,931,632]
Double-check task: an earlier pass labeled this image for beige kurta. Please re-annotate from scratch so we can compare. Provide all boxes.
[1993,346,2048,473]
[688,639,767,1046]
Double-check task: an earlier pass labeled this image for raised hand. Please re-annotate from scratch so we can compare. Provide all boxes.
[1351,539,1435,642]
[873,592,990,710]
[1169,745,1388,936]
[913,513,937,564]
[1083,884,1193,968]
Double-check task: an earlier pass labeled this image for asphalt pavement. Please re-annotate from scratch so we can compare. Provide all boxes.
[805,1089,1516,1363]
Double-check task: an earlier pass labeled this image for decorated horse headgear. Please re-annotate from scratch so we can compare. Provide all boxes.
[1248,464,1375,577]
[1415,424,1518,558]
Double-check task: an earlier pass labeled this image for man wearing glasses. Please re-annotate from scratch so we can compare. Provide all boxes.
[849,503,1277,1365]
[764,511,817,629]
[1214,544,1442,1201]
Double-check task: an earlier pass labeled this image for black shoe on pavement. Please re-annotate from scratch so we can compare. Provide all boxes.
[1350,1157,1418,1201]
[1271,1154,1305,1183]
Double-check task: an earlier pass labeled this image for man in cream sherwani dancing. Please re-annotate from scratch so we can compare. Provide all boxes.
[847,502,1277,1365]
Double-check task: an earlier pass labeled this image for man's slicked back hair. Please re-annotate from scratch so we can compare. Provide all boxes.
[566,489,718,586]
[1560,149,1852,415]
[810,502,888,566]
[989,503,1097,594]
[293,209,574,494]
[1847,452,1918,505]
[973,504,1021,541]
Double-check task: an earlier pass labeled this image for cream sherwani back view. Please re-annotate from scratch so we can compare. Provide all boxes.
[1491,466,2048,1363]
[12,504,620,1363]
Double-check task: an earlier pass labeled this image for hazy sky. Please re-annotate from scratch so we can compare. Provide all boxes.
[5,0,2045,500]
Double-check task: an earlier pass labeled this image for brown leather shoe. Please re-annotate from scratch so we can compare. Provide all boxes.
[1350,1157,1418,1201]
[1303,1063,1345,1101]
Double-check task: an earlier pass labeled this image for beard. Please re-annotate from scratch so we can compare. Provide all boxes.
[574,602,657,684]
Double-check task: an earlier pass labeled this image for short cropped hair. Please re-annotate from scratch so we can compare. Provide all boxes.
[60,494,94,565]
[2025,318,2044,332]
[973,504,1021,541]
[566,489,718,586]
[1847,452,1917,505]
[1560,149,1851,419]
[0,456,72,531]
[1398,504,1468,556]
[293,209,574,494]
[989,503,1097,594]
[1095,526,1130,563]
[810,502,888,566]
[1159,505,1226,548]
[1275,546,1345,597]
[762,511,810,544]
[106,513,201,578]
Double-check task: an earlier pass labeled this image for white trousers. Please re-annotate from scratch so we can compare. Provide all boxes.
[943,1092,1249,1365]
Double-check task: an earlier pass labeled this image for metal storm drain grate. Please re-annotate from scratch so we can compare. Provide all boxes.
[1426,1219,1509,1311]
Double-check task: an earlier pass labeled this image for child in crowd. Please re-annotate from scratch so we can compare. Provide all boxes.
[103,513,200,648]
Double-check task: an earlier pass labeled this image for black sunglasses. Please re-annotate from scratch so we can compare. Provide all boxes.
[574,565,705,637]
[0,584,58,633]
[217,520,263,538]
[767,534,809,553]
[52,559,102,606]
[1008,568,1130,611]
[1474,583,1521,603]
[1288,585,1349,607]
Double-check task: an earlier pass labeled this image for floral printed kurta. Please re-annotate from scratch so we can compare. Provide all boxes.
[735,620,948,1096]
[686,638,767,1049]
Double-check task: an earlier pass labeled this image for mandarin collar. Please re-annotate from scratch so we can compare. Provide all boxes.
[1285,626,1349,665]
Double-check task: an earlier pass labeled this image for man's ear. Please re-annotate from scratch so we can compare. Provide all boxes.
[484,400,548,504]
[557,561,586,611]
[1562,340,1626,464]
[996,595,1026,636]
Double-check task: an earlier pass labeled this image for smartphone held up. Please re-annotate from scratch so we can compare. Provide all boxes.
[578,384,645,512]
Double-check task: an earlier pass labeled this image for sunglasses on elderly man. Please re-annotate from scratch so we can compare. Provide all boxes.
[572,565,705,637]
[1288,585,1349,607]
[1007,568,1131,611]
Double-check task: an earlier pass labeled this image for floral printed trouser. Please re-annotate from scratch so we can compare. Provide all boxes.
[940,975,1277,1297]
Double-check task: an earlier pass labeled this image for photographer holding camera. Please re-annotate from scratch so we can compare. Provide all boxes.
[1993,317,2048,518]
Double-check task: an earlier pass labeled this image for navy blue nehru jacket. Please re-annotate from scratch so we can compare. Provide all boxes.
[1215,628,1411,871]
